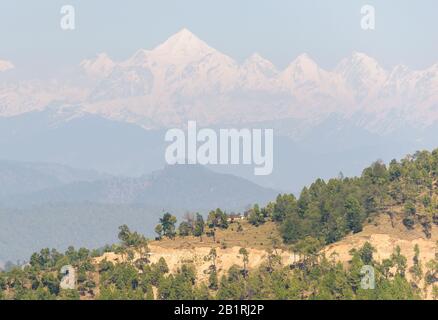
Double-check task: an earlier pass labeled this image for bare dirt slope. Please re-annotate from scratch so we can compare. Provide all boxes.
[95,221,292,281]
[324,214,437,299]
[95,217,437,295]
[324,214,437,266]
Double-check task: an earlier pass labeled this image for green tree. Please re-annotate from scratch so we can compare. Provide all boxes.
[193,213,205,241]
[248,204,265,226]
[154,224,163,240]
[403,201,416,229]
[345,196,363,233]
[272,194,297,222]
[159,213,177,239]
[239,248,249,278]
[207,209,228,229]
[409,244,423,283]
[178,221,192,237]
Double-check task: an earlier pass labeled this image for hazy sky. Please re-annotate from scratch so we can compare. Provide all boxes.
[0,0,437,74]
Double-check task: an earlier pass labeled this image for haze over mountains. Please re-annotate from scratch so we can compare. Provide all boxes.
[0,28,437,133]
[0,159,108,199]
[0,29,437,192]
[0,160,276,263]
[2,162,276,210]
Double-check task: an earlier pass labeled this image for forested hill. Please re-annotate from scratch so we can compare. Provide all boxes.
[1,149,438,300]
[275,149,438,246]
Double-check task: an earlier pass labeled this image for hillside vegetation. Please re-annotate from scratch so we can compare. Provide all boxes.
[1,149,438,300]
[0,164,276,264]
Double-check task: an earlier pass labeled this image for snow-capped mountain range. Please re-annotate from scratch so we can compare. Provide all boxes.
[1,29,437,133]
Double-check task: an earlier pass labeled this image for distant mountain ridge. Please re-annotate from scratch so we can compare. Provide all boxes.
[4,163,278,211]
[0,160,278,263]
[0,159,108,198]
[2,109,438,193]
[0,29,437,133]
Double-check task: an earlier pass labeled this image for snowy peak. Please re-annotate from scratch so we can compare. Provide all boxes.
[335,52,384,75]
[1,29,438,133]
[280,53,335,92]
[245,53,271,65]
[289,53,318,69]
[0,59,14,72]
[121,28,237,75]
[335,52,387,99]
[283,54,322,81]
[80,53,115,77]
[122,49,151,68]
[157,28,204,48]
[242,53,278,77]
[238,53,279,91]
[351,51,379,64]
[152,28,217,63]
